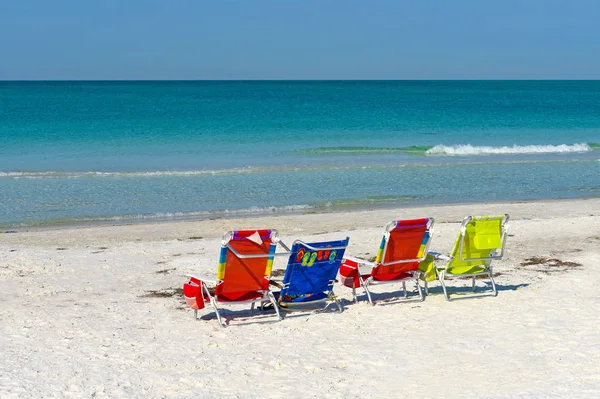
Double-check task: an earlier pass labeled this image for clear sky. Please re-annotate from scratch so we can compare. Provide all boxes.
[1,0,599,80]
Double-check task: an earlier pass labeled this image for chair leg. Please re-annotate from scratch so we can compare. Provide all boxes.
[194,309,198,320]
[416,279,424,302]
[402,281,407,298]
[201,283,226,326]
[335,298,343,313]
[211,299,226,328]
[489,271,498,297]
[352,287,357,303]
[363,283,374,306]
[267,292,282,321]
[472,276,476,292]
[439,274,451,301]
[424,280,429,295]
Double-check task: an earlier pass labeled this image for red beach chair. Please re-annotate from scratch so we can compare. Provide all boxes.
[339,218,434,305]
[184,229,290,327]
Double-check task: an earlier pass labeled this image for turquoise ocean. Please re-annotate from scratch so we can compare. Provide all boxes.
[1,81,599,228]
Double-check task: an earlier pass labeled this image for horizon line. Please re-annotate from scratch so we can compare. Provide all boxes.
[2,78,600,82]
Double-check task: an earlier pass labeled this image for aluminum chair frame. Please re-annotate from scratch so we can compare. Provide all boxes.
[276,239,349,313]
[345,218,434,305]
[188,229,291,327]
[431,214,509,301]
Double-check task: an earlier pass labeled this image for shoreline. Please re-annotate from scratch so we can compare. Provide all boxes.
[2,197,599,249]
[3,195,599,235]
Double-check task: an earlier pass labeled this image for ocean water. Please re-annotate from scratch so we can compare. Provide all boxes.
[1,80,599,227]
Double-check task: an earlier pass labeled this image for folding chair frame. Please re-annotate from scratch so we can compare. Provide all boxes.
[345,218,434,305]
[433,214,509,301]
[188,229,291,327]
[276,239,349,313]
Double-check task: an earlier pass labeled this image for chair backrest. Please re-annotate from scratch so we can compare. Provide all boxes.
[215,229,277,301]
[371,218,434,278]
[279,238,349,300]
[448,214,509,269]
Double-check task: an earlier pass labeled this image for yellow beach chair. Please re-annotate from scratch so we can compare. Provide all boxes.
[429,214,509,301]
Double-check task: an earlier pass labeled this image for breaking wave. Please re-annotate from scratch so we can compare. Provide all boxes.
[295,143,598,156]
[425,143,593,155]
[1,143,597,179]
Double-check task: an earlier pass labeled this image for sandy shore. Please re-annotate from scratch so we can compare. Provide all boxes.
[2,198,600,398]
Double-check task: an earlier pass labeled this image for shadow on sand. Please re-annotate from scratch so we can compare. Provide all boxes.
[185,281,531,325]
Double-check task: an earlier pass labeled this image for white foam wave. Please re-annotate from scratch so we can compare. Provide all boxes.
[0,168,266,179]
[0,164,416,179]
[66,204,315,224]
[425,143,591,156]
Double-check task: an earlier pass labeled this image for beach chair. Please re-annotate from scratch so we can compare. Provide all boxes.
[273,237,350,313]
[429,214,509,301]
[183,229,290,327]
[339,218,434,305]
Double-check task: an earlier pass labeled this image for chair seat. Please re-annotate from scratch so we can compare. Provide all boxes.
[216,290,265,302]
[443,265,488,276]
[369,271,415,283]
[279,292,329,304]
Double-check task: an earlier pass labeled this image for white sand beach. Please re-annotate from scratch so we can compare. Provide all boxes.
[1,198,600,398]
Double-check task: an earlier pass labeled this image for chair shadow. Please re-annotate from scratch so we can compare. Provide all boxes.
[424,281,530,301]
[198,306,282,327]
[346,288,425,306]
[196,281,533,324]
[276,300,346,319]
[198,300,345,325]
[496,283,530,291]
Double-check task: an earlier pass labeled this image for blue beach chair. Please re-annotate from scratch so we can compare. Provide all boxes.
[274,238,350,313]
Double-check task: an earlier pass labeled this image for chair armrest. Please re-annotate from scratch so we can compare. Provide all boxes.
[187,274,217,285]
[339,256,373,289]
[342,255,375,268]
[427,251,451,261]
[268,279,284,289]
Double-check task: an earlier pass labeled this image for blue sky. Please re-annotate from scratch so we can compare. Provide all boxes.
[1,0,599,80]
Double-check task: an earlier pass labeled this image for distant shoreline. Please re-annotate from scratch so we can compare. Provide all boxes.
[3,195,599,235]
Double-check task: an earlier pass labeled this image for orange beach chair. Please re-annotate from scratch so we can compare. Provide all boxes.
[184,229,290,327]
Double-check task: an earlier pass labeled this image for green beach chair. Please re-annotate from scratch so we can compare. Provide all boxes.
[429,214,509,301]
